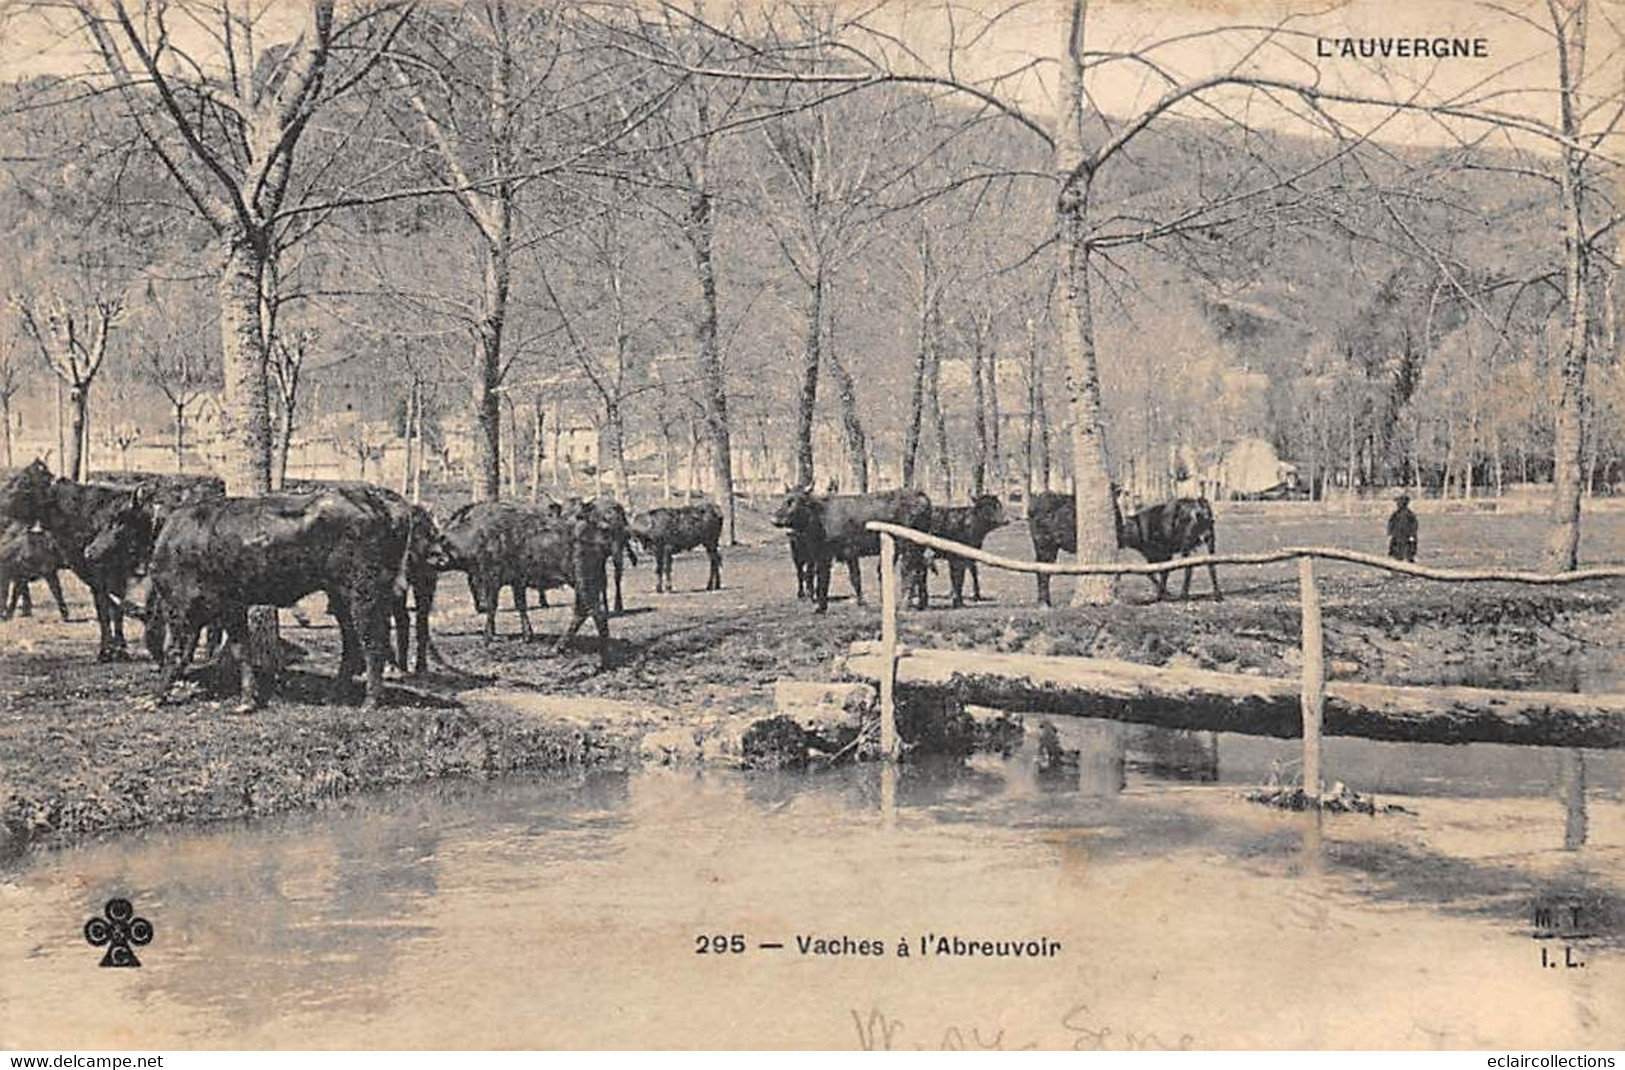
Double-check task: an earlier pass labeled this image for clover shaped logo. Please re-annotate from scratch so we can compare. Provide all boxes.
[84,898,153,968]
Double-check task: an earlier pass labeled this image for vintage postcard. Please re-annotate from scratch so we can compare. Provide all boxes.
[0,0,1621,1052]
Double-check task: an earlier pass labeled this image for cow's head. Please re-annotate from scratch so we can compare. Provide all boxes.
[410,510,455,572]
[571,497,626,564]
[970,494,1007,530]
[771,487,816,530]
[0,459,55,526]
[85,484,157,574]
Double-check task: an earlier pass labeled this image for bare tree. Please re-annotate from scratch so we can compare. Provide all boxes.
[11,293,122,480]
[142,342,210,473]
[268,330,313,489]
[0,335,24,468]
[643,0,1623,598]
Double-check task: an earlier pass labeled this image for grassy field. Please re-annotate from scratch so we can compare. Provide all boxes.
[3,502,1622,855]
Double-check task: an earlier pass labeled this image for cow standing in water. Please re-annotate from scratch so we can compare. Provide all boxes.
[1027,490,1222,605]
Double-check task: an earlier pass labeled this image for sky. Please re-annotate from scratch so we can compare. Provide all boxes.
[0,0,1616,158]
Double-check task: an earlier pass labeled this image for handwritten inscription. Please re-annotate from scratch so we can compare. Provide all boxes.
[851,1004,1195,1051]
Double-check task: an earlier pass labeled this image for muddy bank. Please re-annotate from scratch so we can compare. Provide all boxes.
[0,673,636,859]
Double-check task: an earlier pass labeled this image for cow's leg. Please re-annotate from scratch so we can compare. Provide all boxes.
[553,586,612,670]
[390,596,409,673]
[847,557,865,606]
[413,581,434,676]
[157,603,202,701]
[1180,556,1195,600]
[90,585,119,660]
[44,574,67,620]
[706,543,722,590]
[2,574,20,619]
[333,598,362,678]
[514,583,534,641]
[814,554,833,614]
[612,549,625,613]
[144,599,168,665]
[1205,532,1223,601]
[969,561,983,601]
[220,606,259,712]
[356,594,388,710]
[109,589,128,655]
[480,577,499,643]
[949,560,967,608]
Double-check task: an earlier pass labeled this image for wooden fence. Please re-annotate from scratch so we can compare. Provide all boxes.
[857,521,1625,790]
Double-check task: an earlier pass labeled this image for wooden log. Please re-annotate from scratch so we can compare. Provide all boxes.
[845,642,1625,750]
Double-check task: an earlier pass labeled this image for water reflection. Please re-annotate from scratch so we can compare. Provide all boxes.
[2,725,1621,1048]
[1558,750,1588,850]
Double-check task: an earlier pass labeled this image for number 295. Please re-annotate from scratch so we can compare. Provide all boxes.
[695,934,747,954]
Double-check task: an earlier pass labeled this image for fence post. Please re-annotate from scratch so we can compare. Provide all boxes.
[1298,555,1325,801]
[879,530,899,761]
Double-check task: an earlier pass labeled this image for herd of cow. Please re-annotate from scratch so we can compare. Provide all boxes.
[0,459,1221,712]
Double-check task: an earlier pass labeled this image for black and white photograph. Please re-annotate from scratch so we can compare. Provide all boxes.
[0,0,1621,1052]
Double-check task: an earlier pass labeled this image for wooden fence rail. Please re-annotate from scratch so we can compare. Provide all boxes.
[862,522,1625,791]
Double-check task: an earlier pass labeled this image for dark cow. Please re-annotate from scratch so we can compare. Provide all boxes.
[1120,496,1221,601]
[282,480,448,675]
[771,488,932,614]
[439,498,621,669]
[632,501,723,593]
[0,522,69,621]
[919,495,1007,608]
[1027,490,1221,604]
[1,460,157,660]
[146,484,408,710]
[89,471,225,521]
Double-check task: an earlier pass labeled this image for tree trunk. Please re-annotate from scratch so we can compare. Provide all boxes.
[472,229,510,501]
[604,398,630,501]
[174,403,186,473]
[1,393,11,467]
[66,385,87,481]
[926,339,951,498]
[1037,367,1053,492]
[986,326,1001,494]
[661,412,677,501]
[795,271,824,489]
[1544,0,1591,570]
[903,281,932,488]
[826,348,870,493]
[688,185,738,541]
[1055,0,1117,603]
[971,321,988,497]
[549,400,562,493]
[218,230,278,676]
[530,399,544,503]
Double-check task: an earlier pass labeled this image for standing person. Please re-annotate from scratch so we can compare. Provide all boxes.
[1387,493,1418,561]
